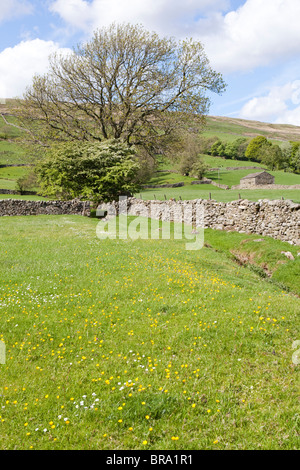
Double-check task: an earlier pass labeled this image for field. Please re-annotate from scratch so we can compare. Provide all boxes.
[0,166,32,190]
[138,155,300,203]
[137,186,300,204]
[0,112,27,165]
[0,215,299,450]
[0,142,28,166]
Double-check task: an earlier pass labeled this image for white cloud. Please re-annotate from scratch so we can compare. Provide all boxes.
[239,81,300,125]
[0,39,72,99]
[49,0,228,37]
[197,0,300,72]
[0,0,33,23]
[275,107,300,126]
[48,0,300,74]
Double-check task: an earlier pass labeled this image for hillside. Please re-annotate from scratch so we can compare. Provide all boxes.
[205,115,300,142]
[2,99,300,142]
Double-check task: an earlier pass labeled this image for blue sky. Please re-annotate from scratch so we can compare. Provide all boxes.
[1,0,300,125]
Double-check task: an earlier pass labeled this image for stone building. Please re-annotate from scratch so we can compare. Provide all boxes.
[239,171,274,188]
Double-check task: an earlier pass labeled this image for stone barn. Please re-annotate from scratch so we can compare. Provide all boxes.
[239,171,274,188]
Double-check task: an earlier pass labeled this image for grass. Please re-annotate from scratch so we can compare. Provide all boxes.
[202,120,270,143]
[0,112,30,165]
[137,186,300,204]
[0,179,17,190]
[0,166,31,190]
[202,229,300,295]
[0,194,49,201]
[204,116,300,142]
[145,171,197,186]
[0,142,28,165]
[0,215,299,450]
[201,155,267,169]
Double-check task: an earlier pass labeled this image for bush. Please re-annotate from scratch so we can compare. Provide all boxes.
[210,140,225,156]
[179,154,198,176]
[36,139,141,203]
[191,159,209,179]
[16,171,38,194]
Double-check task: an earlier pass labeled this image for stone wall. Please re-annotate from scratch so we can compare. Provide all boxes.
[191,178,229,190]
[0,189,37,195]
[1,196,299,245]
[99,197,300,245]
[0,199,90,217]
[231,183,300,190]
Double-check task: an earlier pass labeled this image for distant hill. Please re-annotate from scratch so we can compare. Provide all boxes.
[205,115,300,142]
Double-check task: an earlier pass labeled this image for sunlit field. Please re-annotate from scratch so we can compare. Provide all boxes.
[0,215,299,450]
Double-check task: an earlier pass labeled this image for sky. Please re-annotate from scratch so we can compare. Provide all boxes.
[1,0,300,125]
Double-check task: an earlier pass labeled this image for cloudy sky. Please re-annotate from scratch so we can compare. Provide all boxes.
[0,0,300,124]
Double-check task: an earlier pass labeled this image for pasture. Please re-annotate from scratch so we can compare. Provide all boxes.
[0,215,299,450]
[137,186,300,204]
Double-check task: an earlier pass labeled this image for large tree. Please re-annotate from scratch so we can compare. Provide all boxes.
[16,23,226,156]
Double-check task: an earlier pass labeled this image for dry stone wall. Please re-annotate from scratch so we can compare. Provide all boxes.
[0,199,90,217]
[1,197,299,245]
[231,183,300,190]
[100,197,300,245]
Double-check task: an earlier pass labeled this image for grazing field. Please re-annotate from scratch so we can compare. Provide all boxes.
[0,166,31,191]
[137,186,300,204]
[143,155,300,202]
[0,215,299,450]
[146,167,300,189]
[0,142,28,166]
[0,194,49,201]
[201,155,267,169]
[0,113,28,165]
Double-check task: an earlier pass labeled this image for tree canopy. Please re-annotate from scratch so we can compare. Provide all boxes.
[17,23,226,156]
[244,136,271,161]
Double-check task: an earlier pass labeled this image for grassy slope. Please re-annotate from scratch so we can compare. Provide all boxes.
[0,166,32,190]
[200,154,267,169]
[0,215,299,450]
[204,115,300,142]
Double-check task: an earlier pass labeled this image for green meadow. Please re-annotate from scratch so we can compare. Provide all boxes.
[0,166,32,190]
[137,186,300,204]
[0,215,299,450]
[139,154,300,203]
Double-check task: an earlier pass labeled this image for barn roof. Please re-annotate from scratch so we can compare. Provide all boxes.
[240,171,272,180]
